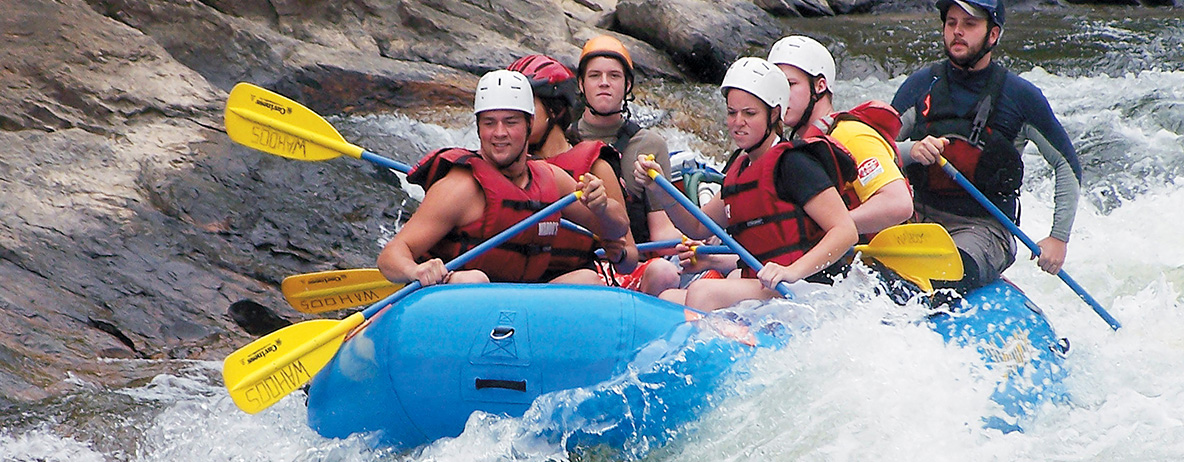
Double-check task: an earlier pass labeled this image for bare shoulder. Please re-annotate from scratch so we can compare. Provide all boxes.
[543,163,578,191]
[426,167,481,199]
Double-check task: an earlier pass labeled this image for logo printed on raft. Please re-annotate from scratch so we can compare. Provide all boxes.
[981,329,1035,378]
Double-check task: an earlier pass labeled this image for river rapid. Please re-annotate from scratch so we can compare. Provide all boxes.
[3,9,1183,462]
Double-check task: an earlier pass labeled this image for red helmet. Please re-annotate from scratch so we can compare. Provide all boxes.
[508,54,581,111]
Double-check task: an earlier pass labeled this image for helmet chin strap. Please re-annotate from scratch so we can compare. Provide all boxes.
[743,110,780,153]
[494,123,533,171]
[528,116,558,155]
[587,104,625,117]
[494,148,525,170]
[789,83,819,139]
[583,82,634,118]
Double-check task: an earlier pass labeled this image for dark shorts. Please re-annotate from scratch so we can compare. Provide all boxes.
[915,202,1017,285]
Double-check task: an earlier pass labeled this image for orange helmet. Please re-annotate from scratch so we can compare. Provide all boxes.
[578,35,634,81]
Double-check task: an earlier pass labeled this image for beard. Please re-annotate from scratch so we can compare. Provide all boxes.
[945,32,994,69]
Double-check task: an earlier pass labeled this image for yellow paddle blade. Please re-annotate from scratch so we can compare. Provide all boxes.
[224,82,364,161]
[222,312,364,414]
[281,269,402,314]
[855,223,964,293]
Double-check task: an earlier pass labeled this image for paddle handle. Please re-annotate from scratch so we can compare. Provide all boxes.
[361,192,580,318]
[648,171,793,299]
[938,158,1120,330]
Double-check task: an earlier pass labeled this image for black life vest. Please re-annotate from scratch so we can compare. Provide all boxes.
[406,148,561,283]
[609,119,657,243]
[905,62,1024,221]
[610,119,642,155]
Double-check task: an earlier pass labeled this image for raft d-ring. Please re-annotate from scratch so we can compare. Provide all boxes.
[1053,337,1071,356]
[491,326,515,340]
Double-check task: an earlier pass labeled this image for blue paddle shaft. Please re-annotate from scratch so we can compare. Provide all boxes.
[361,150,413,173]
[649,173,794,299]
[361,192,580,318]
[939,159,1121,330]
[593,238,683,258]
[637,239,683,253]
[694,245,733,255]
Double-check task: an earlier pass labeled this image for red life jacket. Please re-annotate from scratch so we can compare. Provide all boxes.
[539,140,620,273]
[721,137,855,278]
[905,62,1024,221]
[406,148,562,283]
[801,100,905,211]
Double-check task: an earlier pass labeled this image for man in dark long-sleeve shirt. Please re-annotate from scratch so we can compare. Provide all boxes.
[891,0,1083,291]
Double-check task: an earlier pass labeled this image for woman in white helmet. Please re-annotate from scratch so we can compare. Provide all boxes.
[378,70,629,287]
[768,35,914,239]
[633,58,857,310]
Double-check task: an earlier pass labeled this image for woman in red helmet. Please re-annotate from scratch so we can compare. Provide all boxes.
[508,54,639,284]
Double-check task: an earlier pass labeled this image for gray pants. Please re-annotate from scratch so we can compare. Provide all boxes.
[914,203,1017,287]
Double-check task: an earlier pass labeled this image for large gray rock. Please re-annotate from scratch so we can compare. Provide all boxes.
[367,0,683,80]
[616,0,782,83]
[1,0,417,399]
[2,0,221,134]
[91,0,478,114]
[755,0,836,16]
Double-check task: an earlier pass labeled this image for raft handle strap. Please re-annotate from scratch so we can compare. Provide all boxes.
[475,378,527,392]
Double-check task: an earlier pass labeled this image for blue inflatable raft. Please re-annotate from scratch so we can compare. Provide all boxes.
[305,279,1068,450]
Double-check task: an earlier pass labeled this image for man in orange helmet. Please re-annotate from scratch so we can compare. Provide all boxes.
[574,35,688,295]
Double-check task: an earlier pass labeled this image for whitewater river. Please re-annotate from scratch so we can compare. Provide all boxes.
[3,9,1183,462]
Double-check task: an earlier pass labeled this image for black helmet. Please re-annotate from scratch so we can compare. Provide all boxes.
[936,0,1005,28]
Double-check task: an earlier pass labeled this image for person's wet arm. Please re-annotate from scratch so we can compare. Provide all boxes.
[377,171,481,286]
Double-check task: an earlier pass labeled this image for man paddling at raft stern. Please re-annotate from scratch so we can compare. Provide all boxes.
[892,0,1083,293]
[575,35,698,295]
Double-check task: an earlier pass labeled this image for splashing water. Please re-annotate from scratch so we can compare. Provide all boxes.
[5,58,1184,462]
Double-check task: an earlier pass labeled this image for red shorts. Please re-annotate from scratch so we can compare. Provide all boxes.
[598,258,723,292]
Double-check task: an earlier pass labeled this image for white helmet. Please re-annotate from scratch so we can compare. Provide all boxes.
[767,36,836,93]
[474,70,535,115]
[719,57,790,121]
